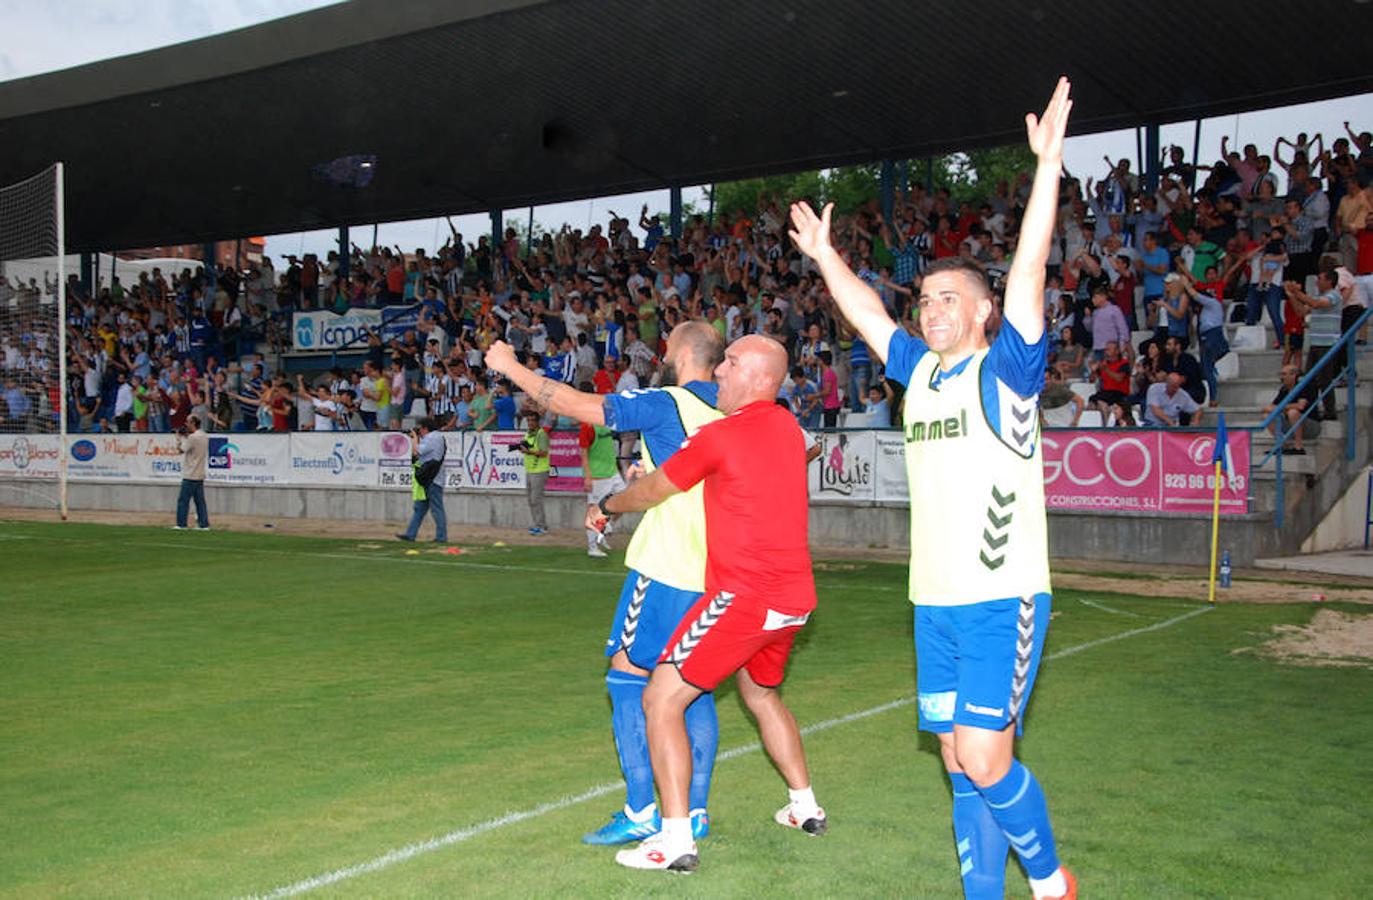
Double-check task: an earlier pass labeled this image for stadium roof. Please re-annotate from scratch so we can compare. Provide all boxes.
[2,0,1371,253]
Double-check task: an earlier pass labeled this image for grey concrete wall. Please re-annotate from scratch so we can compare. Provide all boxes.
[2,477,1287,566]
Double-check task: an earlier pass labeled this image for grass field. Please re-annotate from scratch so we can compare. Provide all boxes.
[2,520,1371,898]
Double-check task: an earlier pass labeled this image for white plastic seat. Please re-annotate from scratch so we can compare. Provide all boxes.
[1230,325,1268,351]
[1077,409,1104,428]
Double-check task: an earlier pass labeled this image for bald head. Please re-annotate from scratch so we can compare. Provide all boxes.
[716,335,789,413]
[664,320,726,385]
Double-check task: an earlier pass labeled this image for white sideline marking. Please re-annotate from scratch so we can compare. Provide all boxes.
[246,605,1211,898]
[1077,598,1144,618]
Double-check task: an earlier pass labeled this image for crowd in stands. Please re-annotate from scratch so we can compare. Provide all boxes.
[2,123,1370,439]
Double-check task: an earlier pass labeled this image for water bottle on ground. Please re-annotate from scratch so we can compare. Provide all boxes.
[1219,549,1232,589]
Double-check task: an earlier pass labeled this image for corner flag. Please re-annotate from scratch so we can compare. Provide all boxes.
[1207,413,1230,604]
[1211,412,1234,476]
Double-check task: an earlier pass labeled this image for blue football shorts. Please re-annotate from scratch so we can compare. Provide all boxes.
[604,568,703,671]
[914,593,1053,736]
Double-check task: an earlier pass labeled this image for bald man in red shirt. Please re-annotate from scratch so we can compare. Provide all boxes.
[589,335,825,873]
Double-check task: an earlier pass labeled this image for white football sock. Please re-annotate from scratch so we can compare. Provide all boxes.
[1030,868,1068,898]
[624,802,656,823]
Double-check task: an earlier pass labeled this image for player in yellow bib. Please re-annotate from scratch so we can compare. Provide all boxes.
[484,322,725,845]
[790,78,1077,900]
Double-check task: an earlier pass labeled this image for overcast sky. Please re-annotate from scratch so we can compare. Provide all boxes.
[3,0,1370,262]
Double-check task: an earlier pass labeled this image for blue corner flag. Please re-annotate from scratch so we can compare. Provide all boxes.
[1211,412,1233,474]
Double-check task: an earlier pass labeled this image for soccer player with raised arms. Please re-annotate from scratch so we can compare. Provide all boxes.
[484,322,724,845]
[789,78,1077,899]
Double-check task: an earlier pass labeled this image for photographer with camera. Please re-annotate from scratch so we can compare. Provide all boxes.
[173,415,210,530]
[395,416,448,543]
[515,409,550,536]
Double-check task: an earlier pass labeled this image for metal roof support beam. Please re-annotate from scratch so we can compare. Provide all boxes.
[490,209,502,258]
[924,156,935,193]
[202,242,216,282]
[338,225,350,280]
[1145,123,1160,193]
[79,252,92,297]
[669,185,682,240]
[880,159,895,225]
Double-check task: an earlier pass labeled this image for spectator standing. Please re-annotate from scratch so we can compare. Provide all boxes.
[787,367,820,428]
[1285,270,1343,420]
[174,415,210,530]
[1088,289,1130,361]
[818,350,842,427]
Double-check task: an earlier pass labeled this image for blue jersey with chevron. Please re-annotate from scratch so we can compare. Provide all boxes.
[885,318,1047,455]
[601,381,719,463]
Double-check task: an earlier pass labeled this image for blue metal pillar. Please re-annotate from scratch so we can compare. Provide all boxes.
[490,209,502,250]
[925,155,935,192]
[669,185,683,240]
[1145,123,1161,192]
[338,225,350,279]
[707,184,716,227]
[202,242,216,284]
[879,160,895,224]
[898,160,909,195]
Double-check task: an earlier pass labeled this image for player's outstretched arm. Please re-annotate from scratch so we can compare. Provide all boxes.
[1004,77,1073,344]
[788,202,898,363]
[483,340,605,425]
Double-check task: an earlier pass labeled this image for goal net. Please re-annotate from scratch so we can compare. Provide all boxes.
[0,163,67,516]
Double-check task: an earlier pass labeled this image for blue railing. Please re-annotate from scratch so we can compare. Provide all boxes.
[1256,303,1372,528]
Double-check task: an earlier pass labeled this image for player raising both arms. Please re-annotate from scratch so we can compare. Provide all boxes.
[789,78,1077,899]
[484,323,724,845]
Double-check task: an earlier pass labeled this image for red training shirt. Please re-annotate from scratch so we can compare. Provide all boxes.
[659,400,816,613]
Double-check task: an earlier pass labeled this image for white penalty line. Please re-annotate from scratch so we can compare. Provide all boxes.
[1077,597,1145,618]
[247,605,1211,898]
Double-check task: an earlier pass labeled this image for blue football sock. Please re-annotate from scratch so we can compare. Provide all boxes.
[684,691,718,812]
[975,759,1060,880]
[606,670,655,813]
[949,771,1010,900]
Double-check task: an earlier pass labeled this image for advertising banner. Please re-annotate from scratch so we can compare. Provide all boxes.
[10,426,1249,518]
[65,433,183,481]
[287,432,379,486]
[378,305,421,343]
[376,431,417,490]
[547,431,586,493]
[206,434,292,485]
[1042,429,1250,515]
[291,309,383,351]
[0,434,61,479]
[808,430,877,502]
[459,431,528,491]
[872,432,909,503]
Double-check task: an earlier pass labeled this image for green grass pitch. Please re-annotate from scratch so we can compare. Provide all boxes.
[1,521,1370,898]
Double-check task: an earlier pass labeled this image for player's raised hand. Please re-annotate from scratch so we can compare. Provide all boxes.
[788,201,835,260]
[483,340,518,375]
[1026,77,1073,165]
